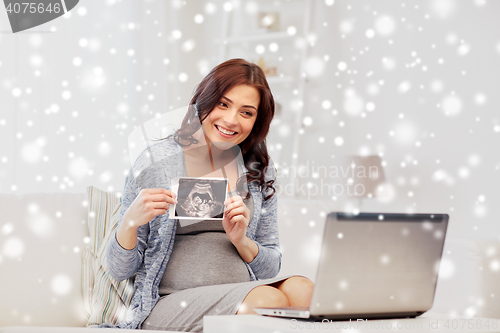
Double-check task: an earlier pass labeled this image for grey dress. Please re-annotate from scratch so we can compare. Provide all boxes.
[141,190,294,332]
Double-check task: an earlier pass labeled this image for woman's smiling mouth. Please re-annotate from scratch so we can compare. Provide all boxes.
[215,124,237,137]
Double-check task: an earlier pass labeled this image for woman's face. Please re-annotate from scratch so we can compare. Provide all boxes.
[201,84,260,147]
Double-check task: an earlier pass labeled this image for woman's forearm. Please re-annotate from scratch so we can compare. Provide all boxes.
[235,236,259,263]
[116,218,139,250]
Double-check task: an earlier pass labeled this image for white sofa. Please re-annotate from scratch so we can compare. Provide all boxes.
[1,192,499,332]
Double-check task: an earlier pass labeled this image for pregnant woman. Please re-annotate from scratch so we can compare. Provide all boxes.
[105,58,314,332]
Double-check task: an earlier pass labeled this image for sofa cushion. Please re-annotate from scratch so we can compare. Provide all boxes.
[81,186,135,326]
[0,192,88,327]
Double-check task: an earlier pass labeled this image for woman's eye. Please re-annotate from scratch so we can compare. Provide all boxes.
[218,102,227,108]
[243,110,253,117]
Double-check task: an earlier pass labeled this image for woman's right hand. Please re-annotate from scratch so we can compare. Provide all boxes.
[123,188,177,229]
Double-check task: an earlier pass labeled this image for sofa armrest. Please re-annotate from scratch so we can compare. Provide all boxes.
[432,238,500,319]
[0,192,89,327]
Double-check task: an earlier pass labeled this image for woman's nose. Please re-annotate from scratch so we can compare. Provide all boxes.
[222,109,238,126]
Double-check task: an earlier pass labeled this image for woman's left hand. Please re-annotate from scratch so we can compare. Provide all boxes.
[222,195,250,247]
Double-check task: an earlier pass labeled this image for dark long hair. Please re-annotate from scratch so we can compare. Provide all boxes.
[171,58,276,200]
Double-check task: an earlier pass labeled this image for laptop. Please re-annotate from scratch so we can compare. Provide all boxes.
[254,212,449,321]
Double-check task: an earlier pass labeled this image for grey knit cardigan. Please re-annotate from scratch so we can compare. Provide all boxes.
[99,138,281,329]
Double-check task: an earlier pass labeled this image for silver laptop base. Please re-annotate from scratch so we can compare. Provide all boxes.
[307,311,425,321]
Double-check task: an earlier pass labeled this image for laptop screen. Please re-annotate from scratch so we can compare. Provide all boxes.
[310,212,449,317]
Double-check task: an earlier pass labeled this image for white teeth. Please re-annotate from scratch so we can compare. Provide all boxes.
[216,125,235,135]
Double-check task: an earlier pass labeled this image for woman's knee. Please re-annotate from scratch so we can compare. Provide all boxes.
[237,286,289,314]
[278,276,315,306]
[281,276,315,292]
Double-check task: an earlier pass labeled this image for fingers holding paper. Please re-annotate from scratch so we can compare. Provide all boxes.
[222,195,250,246]
[123,188,177,228]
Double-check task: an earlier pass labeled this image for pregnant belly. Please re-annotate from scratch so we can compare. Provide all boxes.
[159,232,251,294]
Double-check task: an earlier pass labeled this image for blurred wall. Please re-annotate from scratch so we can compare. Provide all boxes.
[290,0,500,239]
[0,0,169,194]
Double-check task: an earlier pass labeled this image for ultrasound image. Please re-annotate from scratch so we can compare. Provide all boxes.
[175,178,226,219]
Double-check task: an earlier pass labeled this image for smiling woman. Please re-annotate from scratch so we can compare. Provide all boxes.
[104,58,314,332]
